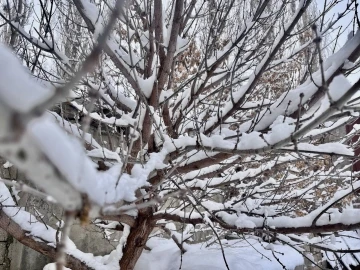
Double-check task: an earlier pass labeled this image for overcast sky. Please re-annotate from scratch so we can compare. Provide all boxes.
[316,0,360,83]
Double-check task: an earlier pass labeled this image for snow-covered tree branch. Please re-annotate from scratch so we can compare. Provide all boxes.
[0,0,360,269]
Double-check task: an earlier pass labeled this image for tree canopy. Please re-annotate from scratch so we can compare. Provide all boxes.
[0,0,360,269]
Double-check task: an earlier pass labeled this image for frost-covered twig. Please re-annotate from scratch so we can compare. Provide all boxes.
[0,178,54,203]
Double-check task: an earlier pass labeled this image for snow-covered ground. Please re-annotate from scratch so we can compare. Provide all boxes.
[44,236,304,270]
[134,237,304,270]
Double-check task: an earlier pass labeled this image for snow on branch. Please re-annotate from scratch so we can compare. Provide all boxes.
[0,182,113,270]
[0,44,146,210]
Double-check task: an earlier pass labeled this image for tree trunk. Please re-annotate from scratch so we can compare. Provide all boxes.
[119,208,154,270]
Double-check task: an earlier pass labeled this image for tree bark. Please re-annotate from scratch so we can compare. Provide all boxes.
[119,208,155,270]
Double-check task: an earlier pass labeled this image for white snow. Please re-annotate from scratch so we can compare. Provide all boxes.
[324,231,360,269]
[328,74,352,102]
[44,263,71,270]
[0,182,113,270]
[135,237,304,270]
[0,44,54,112]
[233,31,360,134]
